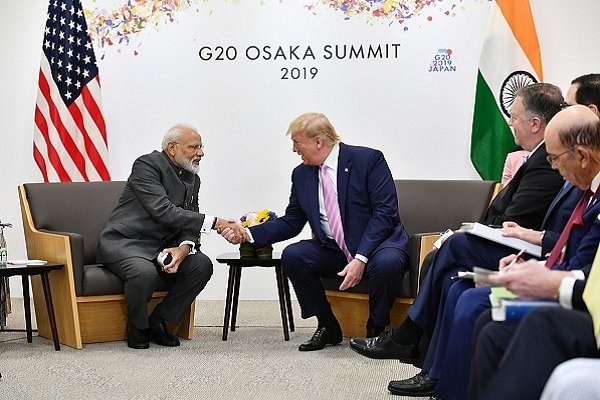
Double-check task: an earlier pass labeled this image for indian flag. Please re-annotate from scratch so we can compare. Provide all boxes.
[470,0,542,182]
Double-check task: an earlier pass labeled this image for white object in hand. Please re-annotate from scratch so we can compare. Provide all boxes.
[157,252,172,268]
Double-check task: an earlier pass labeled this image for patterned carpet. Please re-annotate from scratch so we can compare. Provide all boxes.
[0,300,423,400]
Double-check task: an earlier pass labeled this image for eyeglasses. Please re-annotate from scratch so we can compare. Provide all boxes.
[546,149,572,165]
[173,142,204,152]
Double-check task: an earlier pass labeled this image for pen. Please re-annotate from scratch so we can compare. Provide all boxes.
[502,248,526,273]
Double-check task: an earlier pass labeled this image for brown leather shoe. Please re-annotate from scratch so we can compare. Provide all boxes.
[298,326,343,351]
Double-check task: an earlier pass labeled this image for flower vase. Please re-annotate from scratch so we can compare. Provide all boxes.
[255,245,273,259]
[239,243,273,259]
[239,242,255,258]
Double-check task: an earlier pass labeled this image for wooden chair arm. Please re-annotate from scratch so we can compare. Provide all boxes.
[408,232,443,294]
[18,185,83,349]
[418,233,442,266]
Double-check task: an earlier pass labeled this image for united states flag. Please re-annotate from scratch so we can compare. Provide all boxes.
[34,0,110,182]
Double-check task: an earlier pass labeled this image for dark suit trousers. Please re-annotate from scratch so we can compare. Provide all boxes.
[407,232,518,336]
[281,238,406,327]
[105,252,213,329]
[427,285,491,400]
[471,307,600,400]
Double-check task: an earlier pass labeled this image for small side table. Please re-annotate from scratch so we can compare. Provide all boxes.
[0,262,64,350]
[216,252,295,341]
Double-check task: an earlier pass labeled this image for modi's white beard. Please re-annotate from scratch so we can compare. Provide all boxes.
[175,153,200,174]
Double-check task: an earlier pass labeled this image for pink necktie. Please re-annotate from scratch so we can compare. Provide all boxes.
[321,164,352,262]
[545,189,593,268]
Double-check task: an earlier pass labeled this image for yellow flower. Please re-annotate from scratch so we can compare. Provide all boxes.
[255,209,271,224]
[239,209,277,227]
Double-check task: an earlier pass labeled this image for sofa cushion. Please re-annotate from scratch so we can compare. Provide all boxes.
[82,264,173,296]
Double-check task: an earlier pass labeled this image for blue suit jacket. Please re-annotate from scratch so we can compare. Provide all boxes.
[540,182,583,256]
[553,190,600,272]
[250,143,410,259]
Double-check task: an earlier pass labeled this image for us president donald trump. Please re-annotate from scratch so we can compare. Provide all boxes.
[223,112,409,351]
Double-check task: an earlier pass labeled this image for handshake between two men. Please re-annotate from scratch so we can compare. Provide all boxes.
[215,217,248,244]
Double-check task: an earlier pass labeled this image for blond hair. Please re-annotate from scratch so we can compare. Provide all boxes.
[286,113,341,145]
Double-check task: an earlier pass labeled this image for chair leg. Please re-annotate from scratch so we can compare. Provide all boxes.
[282,271,295,332]
[21,275,33,343]
[222,266,236,341]
[40,273,60,351]
[274,266,290,341]
[230,266,242,332]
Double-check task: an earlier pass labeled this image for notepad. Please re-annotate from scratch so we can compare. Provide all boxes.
[459,222,542,257]
[7,259,47,265]
[489,286,519,307]
[491,299,559,322]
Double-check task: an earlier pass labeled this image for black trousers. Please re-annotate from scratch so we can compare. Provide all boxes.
[470,307,600,400]
[105,252,213,329]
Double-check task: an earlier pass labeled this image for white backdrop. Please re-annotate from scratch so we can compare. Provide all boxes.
[1,0,599,299]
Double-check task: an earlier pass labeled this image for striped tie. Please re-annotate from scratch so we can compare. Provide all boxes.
[321,164,352,262]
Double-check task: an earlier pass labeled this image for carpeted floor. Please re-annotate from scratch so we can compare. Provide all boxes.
[0,300,423,400]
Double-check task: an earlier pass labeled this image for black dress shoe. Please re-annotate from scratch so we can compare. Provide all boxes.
[366,325,385,338]
[298,326,343,351]
[127,323,149,349]
[388,371,437,396]
[349,330,419,362]
[148,320,180,347]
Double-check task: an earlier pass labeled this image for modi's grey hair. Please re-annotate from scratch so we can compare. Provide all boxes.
[162,123,199,150]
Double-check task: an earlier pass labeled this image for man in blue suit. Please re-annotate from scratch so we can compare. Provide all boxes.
[234,112,410,351]
[423,74,600,400]
[468,105,600,400]
[349,82,566,395]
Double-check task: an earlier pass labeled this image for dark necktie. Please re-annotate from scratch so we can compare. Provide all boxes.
[321,164,352,262]
[545,189,594,268]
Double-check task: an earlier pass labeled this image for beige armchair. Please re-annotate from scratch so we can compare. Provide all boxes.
[321,179,499,337]
[18,182,195,349]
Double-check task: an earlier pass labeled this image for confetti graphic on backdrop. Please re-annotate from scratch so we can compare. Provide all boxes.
[85,0,197,57]
[85,0,490,57]
[306,0,470,21]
